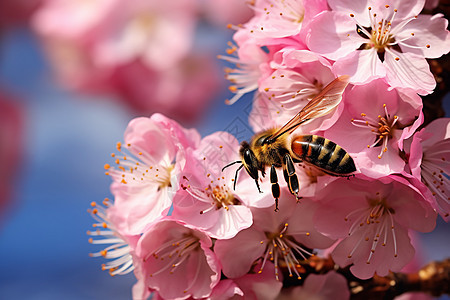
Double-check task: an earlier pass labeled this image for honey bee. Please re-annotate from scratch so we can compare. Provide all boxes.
[223,75,356,211]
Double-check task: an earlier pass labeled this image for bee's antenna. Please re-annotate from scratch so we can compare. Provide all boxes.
[221,160,242,172]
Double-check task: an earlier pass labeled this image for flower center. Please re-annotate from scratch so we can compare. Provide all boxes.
[349,5,427,62]
[344,193,398,264]
[144,233,201,279]
[259,223,313,280]
[181,175,241,214]
[211,185,238,210]
[351,104,399,159]
[105,142,173,190]
[263,74,323,113]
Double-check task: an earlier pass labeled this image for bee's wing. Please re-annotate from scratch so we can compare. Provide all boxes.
[265,75,350,143]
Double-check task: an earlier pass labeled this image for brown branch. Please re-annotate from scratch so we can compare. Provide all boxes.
[279,257,450,299]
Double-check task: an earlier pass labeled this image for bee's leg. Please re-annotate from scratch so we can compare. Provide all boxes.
[233,164,244,190]
[254,178,262,193]
[283,154,300,200]
[270,165,280,212]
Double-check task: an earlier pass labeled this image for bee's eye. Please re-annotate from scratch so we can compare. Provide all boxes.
[255,135,269,146]
[243,149,259,180]
[243,149,253,165]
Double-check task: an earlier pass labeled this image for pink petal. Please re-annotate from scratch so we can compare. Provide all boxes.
[307,11,365,61]
[332,50,386,84]
[384,51,436,95]
[396,14,450,59]
[214,228,267,278]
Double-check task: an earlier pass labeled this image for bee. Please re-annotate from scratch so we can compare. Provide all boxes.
[223,75,356,211]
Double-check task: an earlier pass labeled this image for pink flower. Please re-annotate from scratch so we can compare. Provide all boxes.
[0,0,41,28]
[33,0,198,71]
[32,0,221,122]
[133,219,221,300]
[200,0,253,27]
[307,0,450,94]
[0,93,23,218]
[324,79,423,178]
[215,191,335,279]
[87,200,139,277]
[233,0,328,47]
[249,49,342,133]
[277,271,350,300]
[231,262,282,300]
[106,114,200,236]
[219,41,273,105]
[207,280,244,300]
[403,118,450,221]
[111,55,222,123]
[171,131,273,239]
[313,176,437,279]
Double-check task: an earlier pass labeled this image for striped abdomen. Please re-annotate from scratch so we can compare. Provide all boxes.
[291,135,356,175]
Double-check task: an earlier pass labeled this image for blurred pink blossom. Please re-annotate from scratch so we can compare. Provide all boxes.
[307,0,450,94]
[33,0,197,70]
[0,92,23,221]
[200,0,253,26]
[313,176,437,279]
[0,0,41,29]
[31,0,221,123]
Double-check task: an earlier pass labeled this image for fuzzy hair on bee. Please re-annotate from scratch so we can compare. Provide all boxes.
[223,75,356,211]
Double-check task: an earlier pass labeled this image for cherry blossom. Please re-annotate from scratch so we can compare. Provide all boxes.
[0,94,23,217]
[215,190,335,279]
[307,0,450,94]
[324,79,423,178]
[31,0,221,122]
[200,0,253,27]
[111,56,222,123]
[0,0,41,29]
[230,262,283,300]
[105,114,200,236]
[33,0,197,71]
[133,219,221,300]
[403,118,450,221]
[233,0,327,47]
[171,131,274,239]
[249,49,342,133]
[313,176,437,279]
[87,199,138,278]
[219,41,273,105]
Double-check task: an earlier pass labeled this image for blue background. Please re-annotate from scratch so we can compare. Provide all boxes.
[0,27,448,299]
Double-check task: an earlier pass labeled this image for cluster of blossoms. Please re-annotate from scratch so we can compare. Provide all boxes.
[30,0,252,123]
[88,0,450,299]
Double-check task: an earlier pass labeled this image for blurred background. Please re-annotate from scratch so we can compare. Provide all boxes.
[0,1,448,299]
